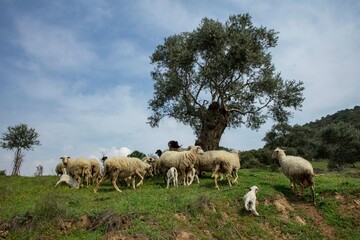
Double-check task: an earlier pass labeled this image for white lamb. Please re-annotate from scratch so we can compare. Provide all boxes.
[272,147,316,204]
[94,156,153,193]
[55,173,79,189]
[187,168,200,185]
[210,150,241,190]
[166,167,178,188]
[159,146,204,186]
[243,186,260,216]
[60,156,92,189]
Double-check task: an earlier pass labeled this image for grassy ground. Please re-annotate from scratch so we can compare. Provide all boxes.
[0,166,359,240]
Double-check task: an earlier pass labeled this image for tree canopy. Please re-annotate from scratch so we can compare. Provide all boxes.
[148,13,304,150]
[1,123,40,175]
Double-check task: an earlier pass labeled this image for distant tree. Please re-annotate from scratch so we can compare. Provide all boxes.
[1,123,41,176]
[263,123,319,160]
[128,150,146,159]
[34,164,43,177]
[320,122,360,167]
[148,13,304,151]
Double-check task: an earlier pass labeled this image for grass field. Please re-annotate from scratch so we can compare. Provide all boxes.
[0,165,359,240]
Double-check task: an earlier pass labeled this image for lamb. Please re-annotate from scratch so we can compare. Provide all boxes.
[243,186,260,216]
[187,167,200,185]
[94,156,153,193]
[55,173,79,189]
[210,150,241,190]
[159,146,204,186]
[60,156,92,189]
[166,167,178,188]
[271,147,316,204]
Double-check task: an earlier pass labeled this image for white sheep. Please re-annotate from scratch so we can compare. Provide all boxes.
[209,150,241,190]
[55,173,79,189]
[272,147,316,204]
[60,156,92,189]
[243,186,260,216]
[94,156,153,193]
[166,167,178,188]
[89,158,102,185]
[55,162,65,176]
[187,167,200,185]
[159,146,204,186]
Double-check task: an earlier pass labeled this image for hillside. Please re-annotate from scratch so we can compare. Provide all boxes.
[0,165,359,240]
[304,105,360,130]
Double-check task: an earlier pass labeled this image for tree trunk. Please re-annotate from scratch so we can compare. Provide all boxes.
[195,102,228,151]
[11,148,23,176]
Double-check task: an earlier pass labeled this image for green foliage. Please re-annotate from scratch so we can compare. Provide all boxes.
[1,123,41,175]
[1,123,40,151]
[127,150,146,159]
[263,106,360,168]
[148,13,304,150]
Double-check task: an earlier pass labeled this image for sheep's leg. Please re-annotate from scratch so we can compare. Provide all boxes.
[226,174,232,188]
[214,174,220,190]
[181,170,187,186]
[166,177,170,189]
[135,170,144,187]
[310,185,316,205]
[112,175,122,192]
[94,176,105,193]
[132,176,137,189]
[232,170,238,184]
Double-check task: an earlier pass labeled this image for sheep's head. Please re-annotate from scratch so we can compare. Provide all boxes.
[60,156,71,166]
[155,149,162,157]
[249,185,259,193]
[168,140,181,149]
[190,146,204,155]
[272,147,285,159]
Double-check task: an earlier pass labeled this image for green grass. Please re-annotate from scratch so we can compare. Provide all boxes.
[0,167,359,240]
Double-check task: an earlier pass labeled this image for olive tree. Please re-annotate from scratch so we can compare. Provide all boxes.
[148,14,304,151]
[1,123,41,176]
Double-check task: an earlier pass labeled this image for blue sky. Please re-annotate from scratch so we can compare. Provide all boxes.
[1,0,359,176]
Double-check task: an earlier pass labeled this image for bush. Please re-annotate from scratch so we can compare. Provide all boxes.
[0,170,6,176]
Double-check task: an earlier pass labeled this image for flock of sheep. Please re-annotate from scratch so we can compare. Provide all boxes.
[55,140,316,215]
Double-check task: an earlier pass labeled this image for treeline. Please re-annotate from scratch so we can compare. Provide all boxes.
[257,106,360,169]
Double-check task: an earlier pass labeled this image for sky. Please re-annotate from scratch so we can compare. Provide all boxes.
[0,0,359,176]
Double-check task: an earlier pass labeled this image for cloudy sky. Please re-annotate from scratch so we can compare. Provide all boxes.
[0,0,359,176]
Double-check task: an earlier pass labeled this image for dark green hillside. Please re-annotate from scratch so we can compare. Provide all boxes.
[305,105,360,130]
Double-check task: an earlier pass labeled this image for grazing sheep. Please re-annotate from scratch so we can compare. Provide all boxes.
[55,173,79,189]
[166,167,178,188]
[272,147,316,204]
[159,146,204,186]
[60,156,92,189]
[243,186,260,216]
[94,156,153,193]
[144,155,161,176]
[55,162,66,176]
[210,150,241,190]
[89,158,102,185]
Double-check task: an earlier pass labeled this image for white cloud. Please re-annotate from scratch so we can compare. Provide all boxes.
[15,17,96,69]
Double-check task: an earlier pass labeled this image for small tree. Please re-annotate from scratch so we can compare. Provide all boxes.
[34,164,44,177]
[1,123,41,176]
